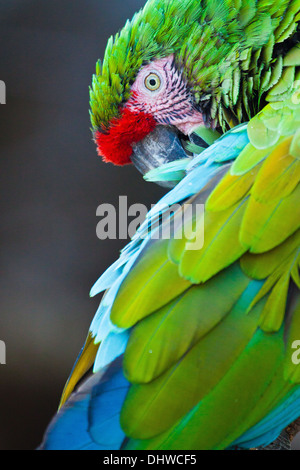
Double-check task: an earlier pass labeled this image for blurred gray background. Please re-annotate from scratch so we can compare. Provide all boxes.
[0,0,299,451]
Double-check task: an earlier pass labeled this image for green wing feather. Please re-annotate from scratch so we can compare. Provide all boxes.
[108,91,300,449]
[56,0,300,450]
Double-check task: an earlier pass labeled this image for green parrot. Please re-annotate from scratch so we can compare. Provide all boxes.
[40,0,300,450]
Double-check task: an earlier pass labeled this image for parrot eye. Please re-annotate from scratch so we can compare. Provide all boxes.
[144,73,161,91]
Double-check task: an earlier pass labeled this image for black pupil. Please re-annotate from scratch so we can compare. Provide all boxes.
[149,78,156,87]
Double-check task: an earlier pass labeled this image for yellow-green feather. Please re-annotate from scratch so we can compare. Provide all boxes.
[110,90,300,449]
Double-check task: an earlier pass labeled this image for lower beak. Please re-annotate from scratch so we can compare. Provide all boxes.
[131,125,187,187]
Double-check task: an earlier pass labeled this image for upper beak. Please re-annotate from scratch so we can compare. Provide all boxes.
[131,125,187,187]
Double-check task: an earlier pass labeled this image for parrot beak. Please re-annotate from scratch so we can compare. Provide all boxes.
[131,125,188,187]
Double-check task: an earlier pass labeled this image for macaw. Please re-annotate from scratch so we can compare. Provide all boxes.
[40,0,300,450]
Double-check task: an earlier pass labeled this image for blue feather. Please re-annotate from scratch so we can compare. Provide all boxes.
[39,359,129,450]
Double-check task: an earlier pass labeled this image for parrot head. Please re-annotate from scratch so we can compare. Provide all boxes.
[89,0,279,176]
[93,54,205,169]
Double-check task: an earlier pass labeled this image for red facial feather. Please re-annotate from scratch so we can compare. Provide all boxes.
[94,108,156,166]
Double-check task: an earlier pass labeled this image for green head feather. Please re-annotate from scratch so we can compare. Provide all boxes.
[89,0,201,130]
[90,0,300,132]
